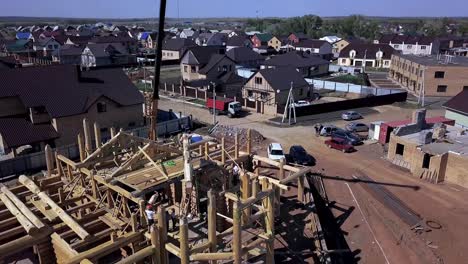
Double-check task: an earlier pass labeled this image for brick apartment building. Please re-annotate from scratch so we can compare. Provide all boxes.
[389,54,468,97]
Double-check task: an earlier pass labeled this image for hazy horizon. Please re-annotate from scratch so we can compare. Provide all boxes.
[1,0,467,19]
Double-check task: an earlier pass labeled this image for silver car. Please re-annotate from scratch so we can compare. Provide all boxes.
[341,111,362,121]
[345,122,369,132]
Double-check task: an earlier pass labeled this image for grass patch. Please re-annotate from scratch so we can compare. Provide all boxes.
[327,74,369,86]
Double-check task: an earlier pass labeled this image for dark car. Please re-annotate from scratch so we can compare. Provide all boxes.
[331,130,362,145]
[325,138,355,153]
[289,145,314,165]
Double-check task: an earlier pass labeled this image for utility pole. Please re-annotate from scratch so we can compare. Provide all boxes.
[281,82,296,125]
[149,0,167,141]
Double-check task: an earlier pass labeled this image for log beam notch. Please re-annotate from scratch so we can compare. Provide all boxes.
[18,175,90,240]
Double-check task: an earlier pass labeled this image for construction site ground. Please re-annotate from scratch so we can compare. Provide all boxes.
[160,97,468,264]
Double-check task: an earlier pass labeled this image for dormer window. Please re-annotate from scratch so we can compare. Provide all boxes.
[97,102,107,113]
[376,51,383,59]
[349,50,356,58]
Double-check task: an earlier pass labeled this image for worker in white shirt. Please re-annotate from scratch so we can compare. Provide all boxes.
[145,204,155,227]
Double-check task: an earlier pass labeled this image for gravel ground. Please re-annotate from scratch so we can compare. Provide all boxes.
[159,96,466,264]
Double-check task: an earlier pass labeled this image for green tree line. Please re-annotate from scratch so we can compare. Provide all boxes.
[246,15,468,40]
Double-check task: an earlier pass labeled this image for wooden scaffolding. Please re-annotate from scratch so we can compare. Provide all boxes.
[0,119,313,264]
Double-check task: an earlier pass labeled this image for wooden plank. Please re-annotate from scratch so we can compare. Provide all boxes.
[164,243,181,258]
[19,176,91,240]
[190,252,233,261]
[0,184,46,229]
[0,193,38,235]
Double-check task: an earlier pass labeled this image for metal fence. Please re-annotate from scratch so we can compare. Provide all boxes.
[0,116,191,180]
[305,78,405,96]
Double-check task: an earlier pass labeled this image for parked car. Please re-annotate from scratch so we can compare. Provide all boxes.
[331,130,362,145]
[289,145,314,166]
[325,138,355,153]
[267,143,286,161]
[345,122,369,132]
[291,100,310,108]
[341,111,362,121]
[319,124,340,136]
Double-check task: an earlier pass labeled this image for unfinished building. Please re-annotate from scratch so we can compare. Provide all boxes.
[0,118,326,263]
[388,109,468,187]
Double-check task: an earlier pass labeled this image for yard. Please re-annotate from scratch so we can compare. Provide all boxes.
[326,73,370,86]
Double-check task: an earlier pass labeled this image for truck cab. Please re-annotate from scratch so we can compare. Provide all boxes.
[227,101,242,117]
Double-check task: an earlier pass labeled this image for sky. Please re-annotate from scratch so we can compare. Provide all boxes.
[1,0,467,18]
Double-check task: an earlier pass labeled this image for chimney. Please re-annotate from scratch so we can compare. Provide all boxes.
[412,109,427,129]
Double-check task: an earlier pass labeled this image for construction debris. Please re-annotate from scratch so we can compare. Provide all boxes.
[210,125,265,144]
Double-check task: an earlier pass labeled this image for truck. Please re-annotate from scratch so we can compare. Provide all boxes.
[206,97,242,118]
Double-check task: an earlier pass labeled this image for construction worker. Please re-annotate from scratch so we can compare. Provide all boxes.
[145,204,155,227]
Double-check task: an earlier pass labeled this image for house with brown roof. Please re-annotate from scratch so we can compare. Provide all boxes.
[338,43,395,69]
[226,47,263,68]
[180,46,226,81]
[0,65,144,156]
[242,67,311,115]
[262,51,329,77]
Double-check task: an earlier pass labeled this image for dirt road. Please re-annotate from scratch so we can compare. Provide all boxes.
[160,97,467,264]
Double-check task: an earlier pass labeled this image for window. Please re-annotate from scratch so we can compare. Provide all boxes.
[255,77,263,85]
[396,143,405,155]
[341,59,346,64]
[407,45,412,49]
[420,70,423,77]
[434,71,445,78]
[299,89,303,96]
[184,66,188,72]
[394,44,400,49]
[437,85,447,93]
[97,102,107,113]
[128,122,136,127]
[384,61,389,66]
[422,153,432,169]
[191,66,196,73]
[421,45,427,50]
[222,65,228,72]
[247,90,253,97]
